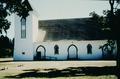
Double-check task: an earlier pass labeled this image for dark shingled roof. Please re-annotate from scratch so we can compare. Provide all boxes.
[38,18,108,41]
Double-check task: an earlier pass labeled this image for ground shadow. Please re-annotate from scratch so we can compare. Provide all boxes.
[5,66,120,78]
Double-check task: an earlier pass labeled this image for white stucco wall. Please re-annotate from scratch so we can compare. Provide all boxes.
[13,10,117,61]
[14,12,38,60]
[37,29,46,42]
[32,12,39,42]
[33,40,117,60]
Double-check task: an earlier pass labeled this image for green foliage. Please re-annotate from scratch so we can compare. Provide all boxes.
[0,3,10,34]
[89,11,112,39]
[90,0,120,61]
[99,40,116,59]
[103,9,120,39]
[0,0,32,57]
[0,35,14,57]
[0,0,32,34]
[89,8,120,39]
[89,11,107,28]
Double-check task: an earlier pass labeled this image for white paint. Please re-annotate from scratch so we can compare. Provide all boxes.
[14,11,117,61]
[37,29,46,42]
[33,40,117,60]
[14,11,39,60]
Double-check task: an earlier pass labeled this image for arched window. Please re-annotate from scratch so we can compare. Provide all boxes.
[87,44,92,54]
[54,45,59,54]
[21,18,26,38]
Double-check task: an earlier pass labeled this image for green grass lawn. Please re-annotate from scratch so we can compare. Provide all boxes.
[0,58,118,79]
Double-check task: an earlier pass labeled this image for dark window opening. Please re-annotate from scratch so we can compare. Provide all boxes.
[22,52,25,55]
[87,44,92,54]
[54,45,59,54]
[21,18,26,38]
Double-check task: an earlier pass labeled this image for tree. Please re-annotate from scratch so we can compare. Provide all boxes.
[108,0,120,70]
[89,11,112,39]
[0,35,14,57]
[90,0,120,67]
[0,0,32,57]
[99,40,116,59]
[90,1,120,78]
[0,0,32,35]
[0,3,10,34]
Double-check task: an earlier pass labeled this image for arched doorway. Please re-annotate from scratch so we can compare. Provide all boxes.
[67,44,78,60]
[35,45,46,60]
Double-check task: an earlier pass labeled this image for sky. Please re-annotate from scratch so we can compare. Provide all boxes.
[7,0,110,39]
[30,0,110,20]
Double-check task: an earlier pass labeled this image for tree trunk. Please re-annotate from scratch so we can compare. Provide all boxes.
[116,40,120,79]
[117,40,120,67]
[109,0,115,15]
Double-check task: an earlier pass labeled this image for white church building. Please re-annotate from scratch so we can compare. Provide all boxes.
[13,1,117,61]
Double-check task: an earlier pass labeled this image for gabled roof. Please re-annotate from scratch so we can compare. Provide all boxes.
[38,18,108,40]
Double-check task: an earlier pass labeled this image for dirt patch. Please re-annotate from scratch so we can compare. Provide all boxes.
[0,58,118,79]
